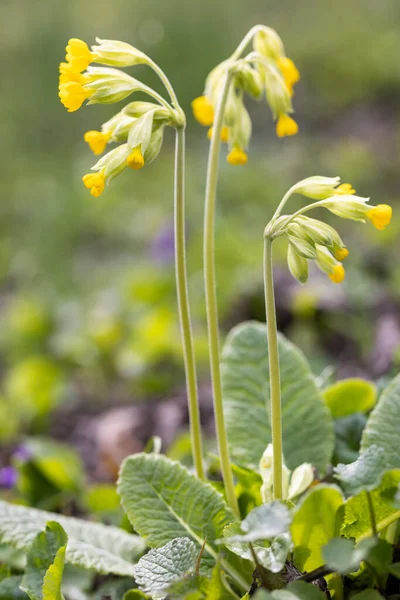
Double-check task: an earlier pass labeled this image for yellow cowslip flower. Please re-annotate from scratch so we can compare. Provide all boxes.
[59,62,88,86]
[82,171,105,197]
[191,96,214,127]
[84,130,112,155]
[127,146,145,170]
[335,183,356,195]
[276,114,298,138]
[329,264,345,284]
[207,126,229,143]
[366,204,392,230]
[227,148,248,166]
[58,81,92,112]
[65,38,94,73]
[334,247,349,261]
[277,57,300,94]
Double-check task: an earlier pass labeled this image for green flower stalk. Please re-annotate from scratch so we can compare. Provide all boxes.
[194,25,301,515]
[263,175,393,498]
[59,37,205,479]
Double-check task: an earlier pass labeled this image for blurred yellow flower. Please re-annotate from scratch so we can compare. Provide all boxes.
[329,264,345,284]
[335,183,356,195]
[334,247,349,261]
[65,38,94,73]
[277,57,300,95]
[82,172,105,197]
[227,148,248,165]
[127,147,145,170]
[84,130,111,155]
[276,114,298,137]
[59,62,88,86]
[366,204,392,230]
[207,126,229,143]
[191,96,214,126]
[58,81,92,112]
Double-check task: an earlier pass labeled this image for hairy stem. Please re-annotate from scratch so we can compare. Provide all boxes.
[204,69,239,516]
[174,126,205,480]
[263,237,283,499]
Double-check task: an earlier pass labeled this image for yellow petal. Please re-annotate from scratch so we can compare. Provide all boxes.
[276,114,299,138]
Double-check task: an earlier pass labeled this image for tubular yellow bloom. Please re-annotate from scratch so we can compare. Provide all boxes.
[127,146,145,170]
[227,148,248,166]
[82,172,105,197]
[329,264,345,284]
[191,96,214,127]
[334,247,349,261]
[366,204,392,230]
[59,62,88,86]
[276,114,299,138]
[65,38,94,73]
[84,130,112,155]
[335,183,356,195]
[277,57,300,89]
[58,81,92,112]
[207,126,229,143]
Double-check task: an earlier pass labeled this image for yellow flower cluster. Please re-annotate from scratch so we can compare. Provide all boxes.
[58,39,94,112]
[278,176,393,286]
[192,26,300,166]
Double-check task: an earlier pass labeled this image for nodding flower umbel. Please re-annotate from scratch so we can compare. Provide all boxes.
[264,175,392,285]
[192,25,300,165]
[58,38,184,196]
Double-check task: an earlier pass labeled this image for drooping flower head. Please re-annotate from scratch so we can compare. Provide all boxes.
[265,175,392,285]
[192,25,300,165]
[58,37,184,196]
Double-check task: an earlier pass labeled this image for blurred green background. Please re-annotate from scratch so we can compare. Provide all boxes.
[0,0,400,448]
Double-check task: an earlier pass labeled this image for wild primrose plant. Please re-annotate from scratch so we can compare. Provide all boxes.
[0,25,399,600]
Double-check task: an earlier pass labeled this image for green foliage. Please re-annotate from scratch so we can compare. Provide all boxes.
[133,538,198,597]
[341,470,400,539]
[252,581,326,599]
[0,576,28,599]
[334,445,388,496]
[322,537,376,575]
[323,378,377,418]
[222,503,291,544]
[333,413,367,465]
[221,322,334,473]
[118,453,234,553]
[291,485,344,571]
[21,521,67,600]
[0,501,145,576]
[362,375,400,468]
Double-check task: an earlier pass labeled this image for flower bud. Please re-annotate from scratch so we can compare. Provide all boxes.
[292,176,341,200]
[91,143,131,184]
[315,245,345,284]
[287,463,314,499]
[287,245,309,284]
[234,63,264,99]
[143,124,165,165]
[292,217,344,250]
[264,66,292,119]
[287,232,317,259]
[228,99,252,151]
[191,96,214,127]
[123,101,170,121]
[321,195,370,222]
[85,67,148,105]
[92,38,148,67]
[259,443,290,503]
[253,27,285,60]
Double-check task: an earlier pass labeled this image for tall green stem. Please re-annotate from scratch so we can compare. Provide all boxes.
[174,126,205,480]
[263,237,283,499]
[204,70,239,516]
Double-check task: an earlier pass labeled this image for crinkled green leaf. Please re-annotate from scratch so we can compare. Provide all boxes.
[221,322,334,473]
[21,521,67,600]
[323,379,377,418]
[123,591,151,600]
[222,521,291,574]
[291,485,344,571]
[118,453,234,553]
[334,445,389,496]
[133,538,197,597]
[362,374,400,467]
[341,470,400,540]
[322,537,376,575]
[221,502,291,544]
[351,591,385,600]
[0,501,144,576]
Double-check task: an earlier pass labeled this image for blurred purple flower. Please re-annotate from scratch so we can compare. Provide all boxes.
[150,224,175,264]
[13,444,32,463]
[0,466,17,489]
